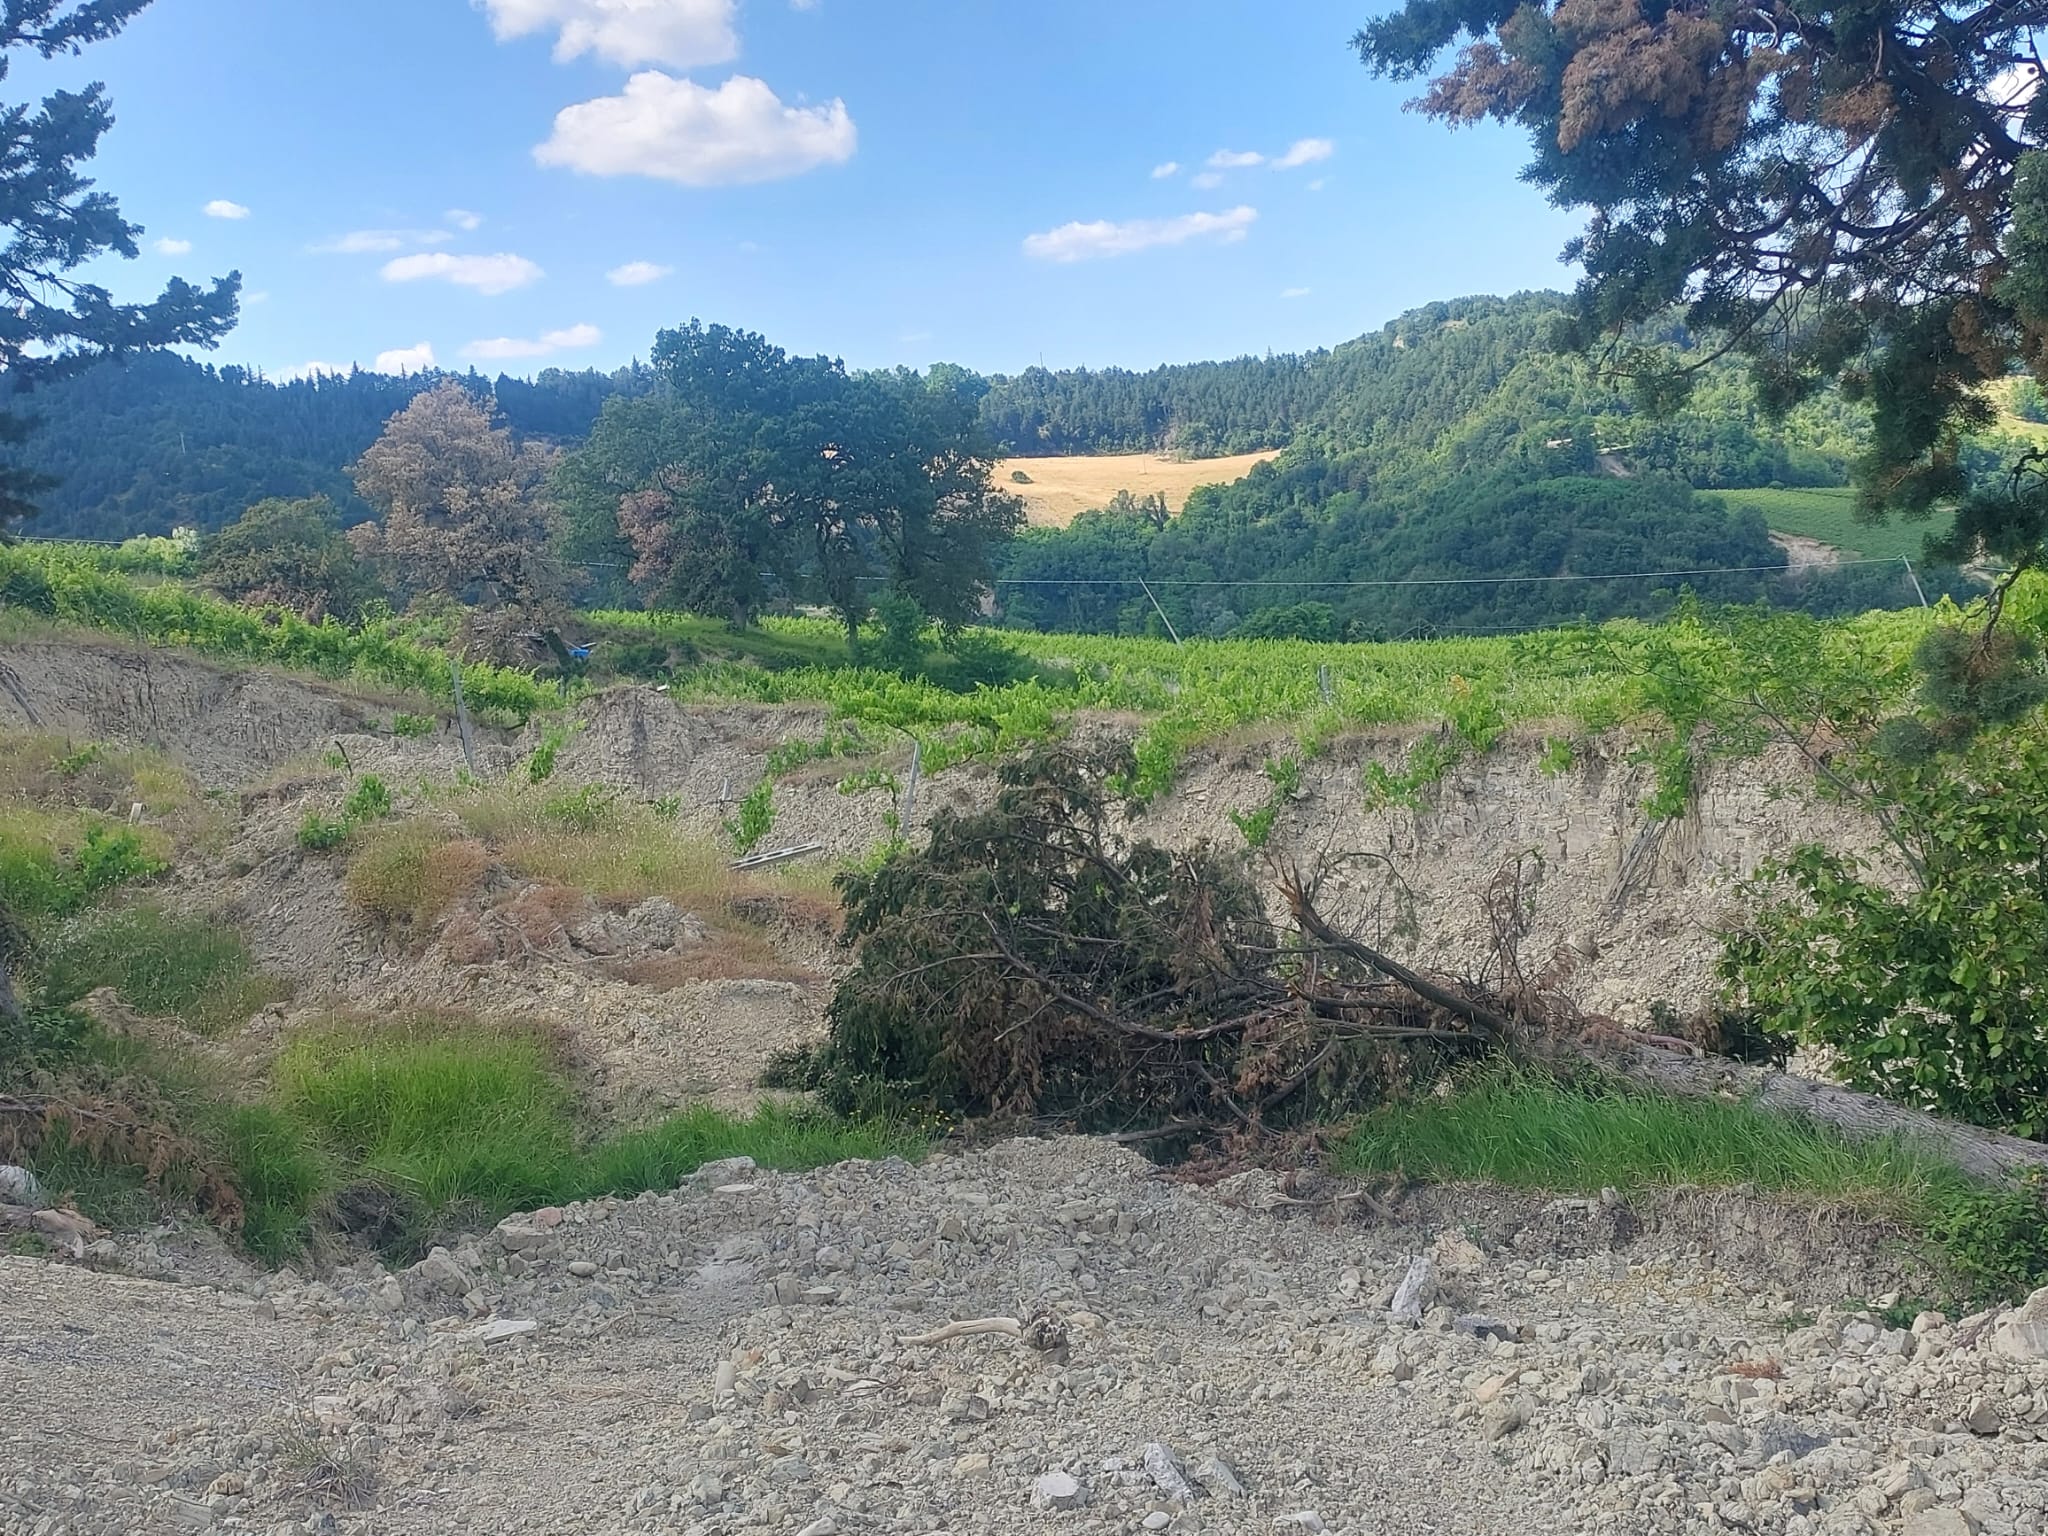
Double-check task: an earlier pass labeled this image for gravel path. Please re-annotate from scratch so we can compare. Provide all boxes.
[4,1138,2047,1536]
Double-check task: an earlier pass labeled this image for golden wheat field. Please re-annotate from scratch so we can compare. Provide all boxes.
[995,450,1277,527]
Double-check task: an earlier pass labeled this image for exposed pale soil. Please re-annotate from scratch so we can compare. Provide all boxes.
[0,634,1899,1114]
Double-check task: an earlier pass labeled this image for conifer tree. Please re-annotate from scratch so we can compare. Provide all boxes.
[0,0,240,530]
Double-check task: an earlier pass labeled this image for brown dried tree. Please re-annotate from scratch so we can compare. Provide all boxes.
[349,384,564,659]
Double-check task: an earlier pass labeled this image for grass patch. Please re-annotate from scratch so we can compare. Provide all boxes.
[1338,1066,2048,1306]
[1700,486,1933,563]
[572,1101,927,1198]
[211,1103,330,1265]
[38,902,287,1033]
[250,1013,924,1254]
[16,1124,161,1231]
[275,1018,575,1218]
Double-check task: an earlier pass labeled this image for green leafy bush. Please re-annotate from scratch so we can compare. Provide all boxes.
[297,813,351,851]
[342,775,393,822]
[1722,728,2048,1138]
[390,713,435,738]
[724,780,775,853]
[1229,755,1302,849]
[0,817,163,920]
[527,723,575,783]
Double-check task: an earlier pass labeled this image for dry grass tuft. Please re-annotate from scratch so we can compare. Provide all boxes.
[0,731,222,853]
[452,781,838,933]
[345,822,491,934]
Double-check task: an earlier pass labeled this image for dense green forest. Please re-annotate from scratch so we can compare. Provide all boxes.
[987,295,1965,637]
[993,459,1958,639]
[0,354,654,538]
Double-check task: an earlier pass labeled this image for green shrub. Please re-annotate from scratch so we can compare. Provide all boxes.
[0,1003,91,1075]
[527,723,576,784]
[297,812,351,851]
[391,713,435,739]
[342,775,394,822]
[1228,755,1302,849]
[1538,735,1577,776]
[1722,727,2048,1139]
[0,815,163,920]
[724,780,775,853]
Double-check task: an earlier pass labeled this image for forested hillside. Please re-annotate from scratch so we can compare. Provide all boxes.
[2,354,654,538]
[980,293,1868,488]
[985,296,1954,638]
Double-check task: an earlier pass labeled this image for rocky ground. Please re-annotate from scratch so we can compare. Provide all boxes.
[5,1138,2048,1536]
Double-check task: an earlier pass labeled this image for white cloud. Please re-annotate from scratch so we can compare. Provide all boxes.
[281,361,348,381]
[1281,286,1311,299]
[607,260,674,286]
[1023,206,1258,263]
[244,290,271,305]
[536,72,857,187]
[475,0,738,70]
[153,237,192,256]
[203,199,250,220]
[1151,161,1180,179]
[374,342,437,375]
[1207,149,1265,169]
[380,251,545,295]
[1190,170,1224,190]
[1307,177,1327,193]
[461,323,603,360]
[313,229,454,255]
[1274,137,1334,169]
[446,208,484,231]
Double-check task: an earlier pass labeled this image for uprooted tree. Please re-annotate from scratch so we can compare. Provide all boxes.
[801,743,1596,1139]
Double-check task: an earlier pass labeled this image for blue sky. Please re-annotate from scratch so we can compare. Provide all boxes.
[41,0,1583,379]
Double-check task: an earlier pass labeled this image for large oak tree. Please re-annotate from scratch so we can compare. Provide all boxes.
[566,320,1020,649]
